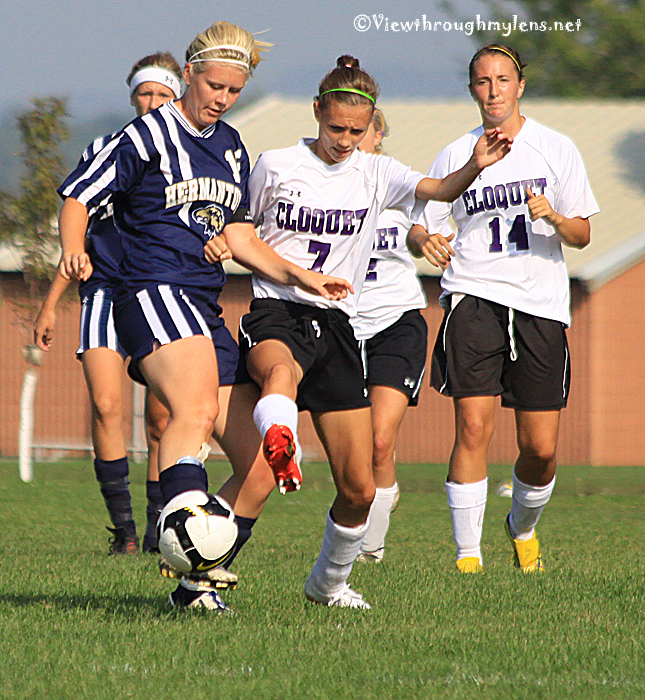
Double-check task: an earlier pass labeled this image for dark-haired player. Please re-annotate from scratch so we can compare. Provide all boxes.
[222,55,513,608]
[353,108,429,564]
[419,45,598,573]
[34,52,182,555]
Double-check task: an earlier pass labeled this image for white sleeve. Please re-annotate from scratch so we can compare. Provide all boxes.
[554,140,600,220]
[249,153,272,227]
[378,157,425,215]
[415,145,453,233]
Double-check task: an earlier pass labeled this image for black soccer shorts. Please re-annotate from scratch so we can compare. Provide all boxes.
[239,298,370,413]
[431,294,570,411]
[360,309,427,406]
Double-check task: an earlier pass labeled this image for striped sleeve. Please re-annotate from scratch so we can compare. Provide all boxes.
[58,127,147,209]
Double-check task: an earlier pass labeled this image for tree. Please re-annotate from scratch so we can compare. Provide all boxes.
[476,0,645,96]
[0,97,69,482]
[0,96,69,279]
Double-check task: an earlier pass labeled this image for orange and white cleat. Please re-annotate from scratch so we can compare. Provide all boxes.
[263,424,302,494]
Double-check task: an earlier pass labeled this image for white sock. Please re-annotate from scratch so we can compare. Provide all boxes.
[509,473,555,541]
[306,512,368,599]
[253,394,299,439]
[445,478,488,564]
[360,483,399,554]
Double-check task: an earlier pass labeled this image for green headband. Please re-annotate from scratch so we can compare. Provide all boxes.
[318,88,375,104]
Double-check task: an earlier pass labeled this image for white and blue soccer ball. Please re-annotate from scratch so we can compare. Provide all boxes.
[158,491,238,574]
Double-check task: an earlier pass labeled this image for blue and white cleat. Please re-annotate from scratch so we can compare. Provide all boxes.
[169,578,232,612]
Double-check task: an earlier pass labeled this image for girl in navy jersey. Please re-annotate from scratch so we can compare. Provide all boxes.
[218,56,513,608]
[58,21,350,611]
[420,45,598,574]
[34,52,182,555]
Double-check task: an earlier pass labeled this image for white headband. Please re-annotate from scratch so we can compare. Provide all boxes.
[188,44,251,67]
[128,67,181,99]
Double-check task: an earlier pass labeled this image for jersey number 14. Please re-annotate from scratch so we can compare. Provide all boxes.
[489,214,529,253]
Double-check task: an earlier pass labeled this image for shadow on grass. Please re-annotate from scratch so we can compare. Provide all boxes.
[0,591,185,617]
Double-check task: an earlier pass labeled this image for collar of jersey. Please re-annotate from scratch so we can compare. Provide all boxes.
[476,114,532,146]
[165,101,218,139]
[298,138,358,170]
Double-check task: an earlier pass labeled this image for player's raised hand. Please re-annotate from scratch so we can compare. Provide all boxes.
[472,127,513,169]
[204,235,233,263]
[295,270,354,301]
[526,187,560,226]
[60,252,93,281]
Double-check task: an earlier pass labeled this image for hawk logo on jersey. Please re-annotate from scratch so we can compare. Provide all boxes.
[192,204,225,239]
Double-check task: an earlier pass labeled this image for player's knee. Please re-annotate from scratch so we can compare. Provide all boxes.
[263,361,300,395]
[146,413,169,443]
[340,481,375,514]
[456,413,493,450]
[173,399,219,440]
[372,430,395,468]
[91,392,123,424]
[519,439,556,466]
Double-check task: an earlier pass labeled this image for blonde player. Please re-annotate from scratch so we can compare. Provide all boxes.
[34,52,182,554]
[419,45,598,573]
[352,109,428,563]
[214,55,512,608]
[59,22,354,611]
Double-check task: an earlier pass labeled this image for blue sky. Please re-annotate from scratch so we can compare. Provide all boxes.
[1,0,488,119]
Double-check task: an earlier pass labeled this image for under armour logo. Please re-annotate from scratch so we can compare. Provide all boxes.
[404,378,416,388]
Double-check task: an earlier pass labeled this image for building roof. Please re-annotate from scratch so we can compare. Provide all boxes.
[227,96,645,287]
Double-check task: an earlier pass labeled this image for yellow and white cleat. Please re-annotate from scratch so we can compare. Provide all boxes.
[158,556,239,589]
[456,557,483,574]
[505,516,544,573]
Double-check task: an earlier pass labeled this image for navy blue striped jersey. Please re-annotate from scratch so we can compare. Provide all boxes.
[59,101,251,291]
[77,132,122,296]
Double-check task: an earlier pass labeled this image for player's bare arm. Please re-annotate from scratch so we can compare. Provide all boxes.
[59,197,93,281]
[415,128,513,203]
[526,187,590,249]
[407,223,455,269]
[33,269,72,350]
[221,222,353,300]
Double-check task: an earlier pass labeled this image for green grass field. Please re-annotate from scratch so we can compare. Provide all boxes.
[1,458,644,700]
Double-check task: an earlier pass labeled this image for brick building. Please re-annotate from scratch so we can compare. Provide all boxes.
[1,99,644,466]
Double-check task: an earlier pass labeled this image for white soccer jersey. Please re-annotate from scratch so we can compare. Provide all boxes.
[352,208,426,341]
[249,139,425,317]
[420,117,599,326]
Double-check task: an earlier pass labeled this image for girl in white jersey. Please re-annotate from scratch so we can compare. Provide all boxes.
[353,109,428,564]
[419,45,599,574]
[34,52,182,555]
[222,55,512,608]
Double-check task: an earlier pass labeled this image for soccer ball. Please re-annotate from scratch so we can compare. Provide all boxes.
[158,491,238,575]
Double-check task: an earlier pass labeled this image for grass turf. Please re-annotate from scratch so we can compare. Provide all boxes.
[0,459,644,700]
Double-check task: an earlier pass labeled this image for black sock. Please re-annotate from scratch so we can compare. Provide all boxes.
[159,459,208,505]
[143,480,164,550]
[146,480,163,519]
[94,457,136,534]
[224,515,257,567]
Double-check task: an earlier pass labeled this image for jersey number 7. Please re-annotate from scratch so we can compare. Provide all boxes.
[308,240,331,272]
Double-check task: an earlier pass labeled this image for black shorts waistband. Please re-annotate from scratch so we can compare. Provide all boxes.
[250,298,350,324]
